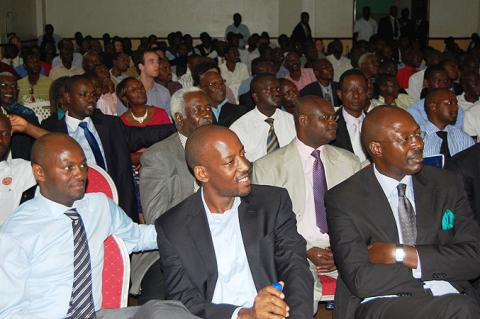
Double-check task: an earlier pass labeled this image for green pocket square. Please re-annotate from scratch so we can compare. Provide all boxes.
[442,209,455,230]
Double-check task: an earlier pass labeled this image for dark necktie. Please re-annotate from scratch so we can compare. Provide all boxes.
[78,122,106,170]
[436,131,451,160]
[393,19,399,38]
[311,150,328,233]
[64,209,96,319]
[397,183,416,245]
[265,118,279,154]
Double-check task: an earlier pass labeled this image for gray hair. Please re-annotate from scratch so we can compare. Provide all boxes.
[170,86,203,124]
[358,52,376,67]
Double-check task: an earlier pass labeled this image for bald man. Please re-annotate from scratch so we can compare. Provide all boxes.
[0,133,200,319]
[155,125,313,319]
[253,96,361,313]
[326,106,480,319]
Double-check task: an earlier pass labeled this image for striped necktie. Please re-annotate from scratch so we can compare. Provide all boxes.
[265,118,279,154]
[64,209,96,319]
[397,183,417,245]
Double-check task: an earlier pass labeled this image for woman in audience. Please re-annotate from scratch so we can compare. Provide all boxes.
[48,76,69,120]
[117,77,171,223]
[93,64,118,115]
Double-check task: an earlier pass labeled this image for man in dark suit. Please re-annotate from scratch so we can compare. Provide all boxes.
[326,106,480,319]
[291,12,313,45]
[41,75,176,222]
[155,125,313,319]
[378,6,401,42]
[0,72,39,160]
[198,70,247,127]
[330,69,369,162]
[300,58,341,107]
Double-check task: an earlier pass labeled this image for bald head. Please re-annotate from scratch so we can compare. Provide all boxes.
[424,88,458,128]
[0,114,11,160]
[31,133,84,166]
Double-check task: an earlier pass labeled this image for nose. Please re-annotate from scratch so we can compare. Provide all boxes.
[238,155,250,173]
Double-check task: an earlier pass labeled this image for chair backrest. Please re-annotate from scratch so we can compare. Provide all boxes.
[86,163,119,204]
[102,234,130,308]
[319,274,336,301]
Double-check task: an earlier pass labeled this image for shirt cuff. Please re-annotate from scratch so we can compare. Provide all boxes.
[232,307,243,319]
[412,249,422,278]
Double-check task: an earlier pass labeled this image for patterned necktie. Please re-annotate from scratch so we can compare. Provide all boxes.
[265,118,279,154]
[311,150,328,233]
[78,122,106,170]
[397,183,417,245]
[64,209,96,319]
[436,131,451,160]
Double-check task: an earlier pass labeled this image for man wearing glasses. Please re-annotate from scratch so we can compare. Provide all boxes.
[253,95,361,314]
[326,106,480,319]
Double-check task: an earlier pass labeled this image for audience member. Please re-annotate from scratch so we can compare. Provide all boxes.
[82,51,102,75]
[1,44,23,68]
[327,40,352,82]
[397,49,422,89]
[17,51,53,104]
[301,58,341,107]
[131,87,213,303]
[195,32,214,56]
[284,51,316,91]
[37,24,62,48]
[219,45,249,98]
[331,69,369,162]
[279,78,299,114]
[225,13,250,48]
[326,106,480,319]
[48,76,69,119]
[230,74,296,161]
[238,58,274,97]
[439,58,462,96]
[378,5,401,41]
[49,39,85,80]
[407,48,441,101]
[457,70,480,111]
[0,133,200,319]
[254,96,360,313]
[156,125,314,319]
[93,64,118,115]
[421,88,474,161]
[354,6,377,42]
[370,74,414,109]
[156,58,182,95]
[291,12,313,45]
[110,52,130,87]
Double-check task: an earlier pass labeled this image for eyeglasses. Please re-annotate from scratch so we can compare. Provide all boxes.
[318,114,338,121]
[376,132,424,145]
[0,83,17,90]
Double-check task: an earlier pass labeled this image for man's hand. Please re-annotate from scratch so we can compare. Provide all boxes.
[367,242,396,264]
[8,114,30,134]
[238,282,289,319]
[307,247,336,273]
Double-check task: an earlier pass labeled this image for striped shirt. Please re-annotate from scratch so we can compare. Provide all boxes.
[421,121,474,158]
[407,98,464,129]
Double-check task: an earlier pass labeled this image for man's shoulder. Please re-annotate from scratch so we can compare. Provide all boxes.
[327,165,372,198]
[142,134,181,161]
[229,108,257,129]
[324,144,360,163]
[449,144,480,167]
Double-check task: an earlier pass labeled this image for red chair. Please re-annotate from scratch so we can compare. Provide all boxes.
[319,274,336,310]
[84,164,129,309]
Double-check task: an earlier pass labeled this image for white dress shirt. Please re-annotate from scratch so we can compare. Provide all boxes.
[407,69,425,101]
[0,159,36,225]
[456,93,477,111]
[51,52,83,69]
[65,113,108,169]
[201,190,257,319]
[463,103,480,138]
[354,17,378,42]
[327,55,352,82]
[342,108,367,162]
[230,107,296,162]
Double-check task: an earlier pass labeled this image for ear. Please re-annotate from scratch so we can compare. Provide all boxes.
[174,112,184,127]
[336,89,343,101]
[138,63,144,73]
[368,141,383,158]
[64,91,72,106]
[298,114,308,127]
[32,163,46,183]
[193,165,209,184]
[251,91,258,104]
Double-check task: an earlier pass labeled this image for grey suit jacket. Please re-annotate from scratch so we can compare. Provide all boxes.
[130,133,195,294]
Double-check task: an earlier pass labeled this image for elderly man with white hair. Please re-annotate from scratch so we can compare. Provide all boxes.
[130,87,213,304]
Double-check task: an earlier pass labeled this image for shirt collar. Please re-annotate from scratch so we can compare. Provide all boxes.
[35,192,86,218]
[200,187,241,215]
[253,106,280,121]
[295,137,325,164]
[178,132,188,149]
[373,164,412,199]
[212,98,229,120]
[342,107,364,126]
[422,120,453,134]
[65,112,93,131]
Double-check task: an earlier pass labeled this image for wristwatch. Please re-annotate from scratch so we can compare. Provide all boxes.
[394,245,405,263]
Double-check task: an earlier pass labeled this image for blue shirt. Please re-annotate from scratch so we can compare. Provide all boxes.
[14,65,46,78]
[0,192,157,318]
[407,98,464,129]
[2,102,39,124]
[421,121,474,158]
[212,98,229,121]
[238,76,253,97]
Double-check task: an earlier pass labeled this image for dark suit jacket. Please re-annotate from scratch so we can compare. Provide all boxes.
[238,91,255,112]
[5,105,39,160]
[155,185,313,319]
[291,22,312,44]
[378,16,400,42]
[326,165,480,319]
[41,111,176,221]
[299,81,341,106]
[330,107,354,153]
[213,102,248,127]
[445,144,480,225]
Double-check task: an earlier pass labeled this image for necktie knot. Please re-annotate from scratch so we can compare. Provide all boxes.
[436,130,448,141]
[78,121,89,130]
[64,208,80,220]
[397,183,407,197]
[311,149,321,161]
[265,118,274,127]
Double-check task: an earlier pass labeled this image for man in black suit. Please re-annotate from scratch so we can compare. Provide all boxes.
[378,6,401,42]
[155,125,313,319]
[291,12,313,46]
[330,69,369,162]
[326,106,480,319]
[198,70,247,127]
[300,58,341,106]
[41,75,176,222]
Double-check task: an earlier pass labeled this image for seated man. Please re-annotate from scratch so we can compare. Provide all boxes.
[130,87,213,303]
[326,106,480,319]
[370,74,414,110]
[421,88,474,162]
[300,58,341,107]
[284,51,316,91]
[0,133,200,319]
[457,70,480,111]
[253,96,361,313]
[155,125,314,319]
[279,78,299,114]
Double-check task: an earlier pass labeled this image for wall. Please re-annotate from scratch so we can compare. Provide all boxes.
[45,0,279,38]
[278,0,303,36]
[314,0,353,37]
[429,0,480,37]
[0,0,38,42]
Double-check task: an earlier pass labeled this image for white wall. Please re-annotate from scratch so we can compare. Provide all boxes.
[0,0,38,42]
[45,0,278,38]
[429,0,480,37]
[314,0,353,37]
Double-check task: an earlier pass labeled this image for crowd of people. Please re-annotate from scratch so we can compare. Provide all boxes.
[2,6,480,319]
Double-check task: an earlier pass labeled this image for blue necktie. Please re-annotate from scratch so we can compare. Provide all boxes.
[64,209,96,319]
[78,122,106,170]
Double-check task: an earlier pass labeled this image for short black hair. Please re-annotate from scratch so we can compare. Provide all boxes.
[338,69,367,89]
[250,73,276,93]
[192,61,220,86]
[424,64,446,81]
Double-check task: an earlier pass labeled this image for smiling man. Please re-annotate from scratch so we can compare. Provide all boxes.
[326,106,480,319]
[155,125,313,319]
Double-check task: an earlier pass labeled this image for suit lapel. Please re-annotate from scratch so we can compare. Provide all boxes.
[172,135,195,192]
[185,192,218,300]
[90,114,112,169]
[283,142,306,218]
[412,170,436,244]
[322,145,339,188]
